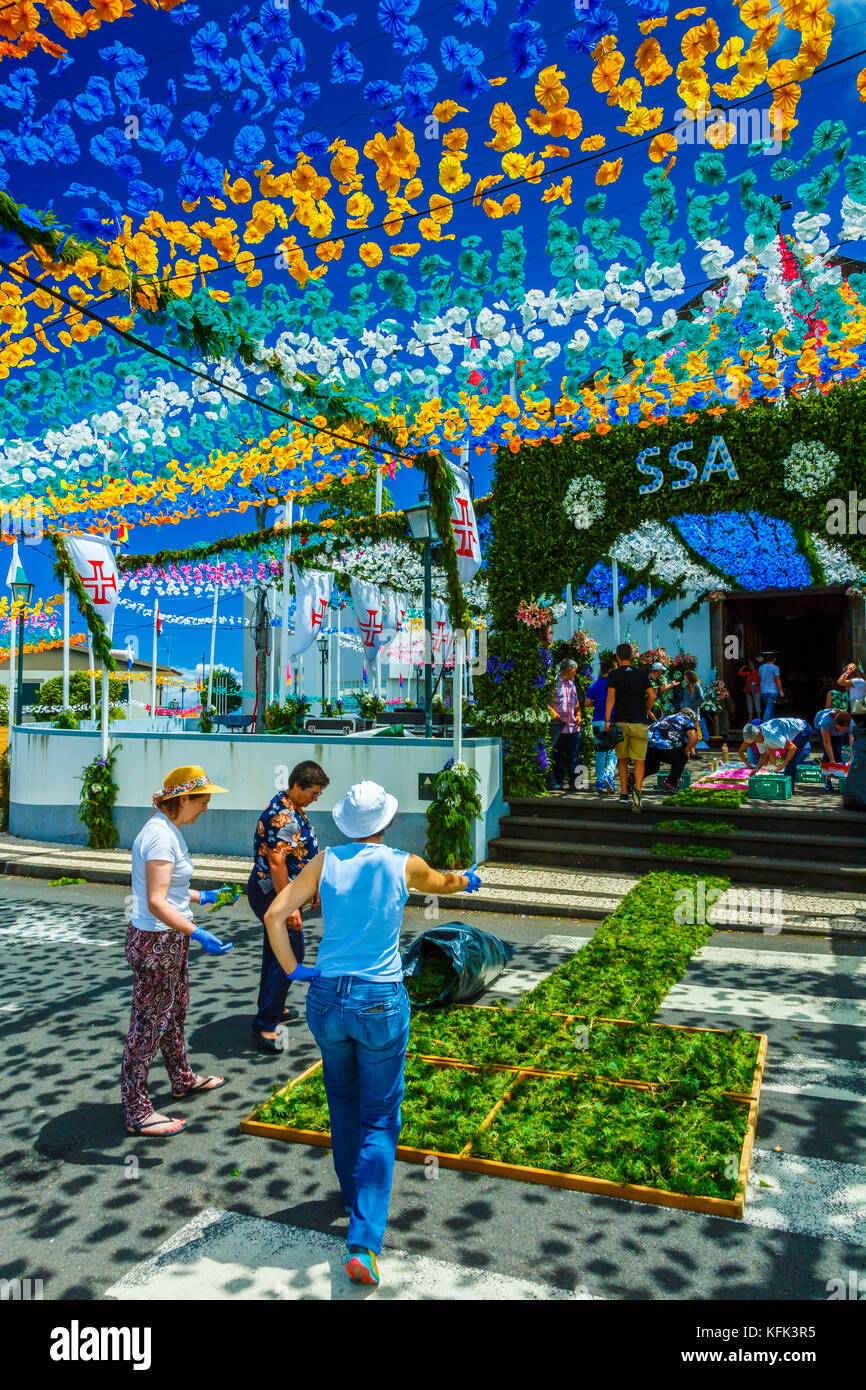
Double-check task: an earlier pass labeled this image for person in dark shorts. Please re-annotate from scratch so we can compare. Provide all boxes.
[603,642,657,813]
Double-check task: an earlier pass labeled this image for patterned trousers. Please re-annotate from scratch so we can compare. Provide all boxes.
[121,924,197,1126]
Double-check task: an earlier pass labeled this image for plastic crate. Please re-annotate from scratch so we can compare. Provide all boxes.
[748,774,793,800]
[795,762,826,784]
[657,769,691,789]
[838,774,847,794]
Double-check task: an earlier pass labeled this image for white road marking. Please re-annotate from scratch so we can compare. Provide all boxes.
[105,1208,599,1301]
[535,934,590,951]
[744,1150,866,1249]
[486,936,590,995]
[660,983,866,1029]
[0,918,113,948]
[693,946,866,979]
[761,1054,866,1106]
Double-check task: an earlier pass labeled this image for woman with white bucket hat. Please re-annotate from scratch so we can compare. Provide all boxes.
[265,779,482,1287]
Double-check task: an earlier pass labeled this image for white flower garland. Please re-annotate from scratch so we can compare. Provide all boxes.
[564,475,606,530]
[782,439,839,498]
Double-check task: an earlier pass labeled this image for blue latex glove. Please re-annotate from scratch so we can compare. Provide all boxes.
[286,963,321,982]
[190,927,233,955]
[463,863,482,893]
[198,889,219,906]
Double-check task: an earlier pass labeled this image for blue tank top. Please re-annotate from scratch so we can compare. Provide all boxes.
[315,842,409,981]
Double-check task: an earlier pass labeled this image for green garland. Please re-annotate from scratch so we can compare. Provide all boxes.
[425,760,482,870]
[77,746,121,850]
[49,531,115,671]
[116,511,411,572]
[417,449,471,630]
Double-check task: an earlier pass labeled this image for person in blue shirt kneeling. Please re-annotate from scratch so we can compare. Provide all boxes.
[739,718,813,788]
[264,780,481,1289]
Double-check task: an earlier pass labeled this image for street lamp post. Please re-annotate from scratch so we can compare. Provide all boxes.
[405,498,439,739]
[11,578,33,725]
[317,633,329,710]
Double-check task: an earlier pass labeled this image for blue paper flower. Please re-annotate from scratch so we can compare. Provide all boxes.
[191,21,227,68]
[331,41,364,81]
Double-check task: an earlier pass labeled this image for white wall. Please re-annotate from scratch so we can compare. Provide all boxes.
[9,727,505,862]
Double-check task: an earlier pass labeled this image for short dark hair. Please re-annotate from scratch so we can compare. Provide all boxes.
[289,760,329,791]
[834,711,852,727]
[616,642,633,662]
[600,658,615,675]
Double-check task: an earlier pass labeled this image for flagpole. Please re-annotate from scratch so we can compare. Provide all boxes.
[453,629,464,765]
[62,575,70,711]
[207,582,219,711]
[87,632,96,724]
[151,605,158,730]
[267,584,276,707]
[7,600,16,741]
[375,462,383,516]
[611,558,621,646]
[336,604,341,703]
[100,547,114,760]
[280,498,292,706]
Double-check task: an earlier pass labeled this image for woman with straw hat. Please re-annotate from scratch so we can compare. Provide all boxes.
[121,765,234,1138]
[264,779,482,1287]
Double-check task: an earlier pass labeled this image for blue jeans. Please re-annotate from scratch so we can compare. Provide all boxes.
[592,721,617,788]
[306,975,410,1254]
[248,871,305,1033]
[762,694,777,719]
[787,727,813,779]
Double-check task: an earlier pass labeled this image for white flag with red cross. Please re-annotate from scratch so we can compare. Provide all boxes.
[350,577,391,658]
[449,464,482,586]
[289,565,333,658]
[65,533,120,636]
[431,597,455,667]
[379,588,408,660]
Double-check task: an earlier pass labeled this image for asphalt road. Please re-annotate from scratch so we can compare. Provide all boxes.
[1,877,865,1304]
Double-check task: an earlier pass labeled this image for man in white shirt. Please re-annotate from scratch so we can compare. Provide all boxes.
[757,651,784,719]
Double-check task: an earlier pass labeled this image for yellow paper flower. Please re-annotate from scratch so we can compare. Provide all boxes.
[535,65,568,112]
[439,153,471,193]
[428,193,454,224]
[717,36,744,68]
[549,107,583,139]
[390,242,420,258]
[490,101,517,135]
[595,157,623,185]
[443,127,468,152]
[611,77,642,110]
[431,100,467,124]
[741,0,771,27]
[858,65,866,101]
[526,107,551,135]
[359,243,382,267]
[580,134,606,151]
[649,131,678,161]
[592,52,625,94]
[315,239,344,262]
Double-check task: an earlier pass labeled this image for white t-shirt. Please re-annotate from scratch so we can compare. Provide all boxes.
[758,662,780,695]
[131,810,194,932]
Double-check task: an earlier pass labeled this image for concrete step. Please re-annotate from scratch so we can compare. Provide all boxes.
[487,834,866,894]
[505,793,863,837]
[498,814,866,866]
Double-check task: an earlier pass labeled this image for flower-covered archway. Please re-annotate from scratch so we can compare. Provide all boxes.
[478,378,866,796]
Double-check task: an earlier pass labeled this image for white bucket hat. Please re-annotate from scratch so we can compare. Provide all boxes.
[332,780,398,839]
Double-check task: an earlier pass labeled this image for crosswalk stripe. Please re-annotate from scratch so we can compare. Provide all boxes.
[105,1208,600,1301]
[0,920,113,947]
[744,1149,866,1250]
[660,983,866,1029]
[760,1054,866,1106]
[693,946,866,980]
[485,936,589,996]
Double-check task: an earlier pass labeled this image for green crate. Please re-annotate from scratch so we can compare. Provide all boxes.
[657,770,691,789]
[838,774,847,794]
[748,774,792,800]
[795,762,825,784]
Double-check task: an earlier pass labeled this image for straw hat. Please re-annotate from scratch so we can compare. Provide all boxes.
[332,781,398,839]
[153,764,229,808]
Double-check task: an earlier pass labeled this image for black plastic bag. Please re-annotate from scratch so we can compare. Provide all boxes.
[402,922,515,1008]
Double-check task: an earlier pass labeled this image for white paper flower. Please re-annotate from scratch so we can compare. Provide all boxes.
[783,440,839,498]
[564,475,606,531]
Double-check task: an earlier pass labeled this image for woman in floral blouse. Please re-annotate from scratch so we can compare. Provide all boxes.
[248,760,329,1052]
